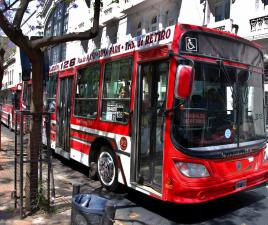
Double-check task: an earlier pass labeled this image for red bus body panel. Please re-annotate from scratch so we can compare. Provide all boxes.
[41,23,268,204]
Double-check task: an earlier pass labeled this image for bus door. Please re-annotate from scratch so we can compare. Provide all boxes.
[56,76,73,155]
[136,61,168,190]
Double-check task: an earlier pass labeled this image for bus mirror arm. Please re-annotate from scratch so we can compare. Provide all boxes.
[169,50,195,66]
[163,103,184,116]
[163,108,173,116]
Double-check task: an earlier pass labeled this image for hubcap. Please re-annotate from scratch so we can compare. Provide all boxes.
[98,151,115,186]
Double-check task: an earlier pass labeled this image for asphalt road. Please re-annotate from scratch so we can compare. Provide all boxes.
[2,125,268,225]
[57,154,268,225]
[52,140,268,225]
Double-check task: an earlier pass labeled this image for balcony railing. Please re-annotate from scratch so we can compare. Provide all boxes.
[207,19,234,33]
[250,16,268,32]
[100,3,123,24]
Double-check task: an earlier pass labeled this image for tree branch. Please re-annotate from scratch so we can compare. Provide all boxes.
[92,0,100,34]
[1,0,9,10]
[0,10,30,53]
[31,0,101,49]
[85,0,91,8]
[1,0,20,13]
[31,29,99,49]
[13,0,30,28]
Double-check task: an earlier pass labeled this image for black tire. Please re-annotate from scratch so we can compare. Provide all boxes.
[97,146,118,191]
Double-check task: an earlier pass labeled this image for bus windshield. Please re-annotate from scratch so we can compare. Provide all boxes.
[172,61,266,150]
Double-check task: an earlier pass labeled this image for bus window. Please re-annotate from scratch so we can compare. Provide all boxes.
[173,62,265,148]
[0,92,4,105]
[101,58,132,123]
[7,90,12,105]
[74,64,100,118]
[13,90,21,109]
[46,74,58,112]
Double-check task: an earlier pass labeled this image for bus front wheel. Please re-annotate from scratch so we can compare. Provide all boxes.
[97,146,118,191]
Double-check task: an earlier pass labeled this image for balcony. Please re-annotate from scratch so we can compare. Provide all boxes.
[100,3,124,25]
[248,16,268,40]
[250,16,268,32]
[120,0,144,12]
[207,19,234,33]
[121,0,163,15]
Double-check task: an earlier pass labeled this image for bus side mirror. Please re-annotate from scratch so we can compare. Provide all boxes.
[174,65,194,99]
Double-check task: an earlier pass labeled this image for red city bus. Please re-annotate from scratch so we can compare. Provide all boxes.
[0,83,22,129]
[44,23,268,203]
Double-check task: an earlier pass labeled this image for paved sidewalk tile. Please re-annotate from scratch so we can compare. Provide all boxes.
[0,126,72,225]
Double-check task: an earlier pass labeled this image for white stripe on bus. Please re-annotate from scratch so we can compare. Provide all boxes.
[70,148,89,166]
[70,137,91,146]
[70,124,131,153]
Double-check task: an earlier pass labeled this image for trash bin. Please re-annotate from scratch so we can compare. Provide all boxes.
[71,194,108,225]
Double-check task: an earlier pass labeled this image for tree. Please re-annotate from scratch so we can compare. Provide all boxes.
[0,47,5,90]
[0,0,101,211]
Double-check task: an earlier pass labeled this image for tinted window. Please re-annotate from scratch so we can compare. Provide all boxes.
[46,74,58,112]
[74,64,100,118]
[101,58,132,123]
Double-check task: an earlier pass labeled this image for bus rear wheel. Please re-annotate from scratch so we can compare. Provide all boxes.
[97,146,118,191]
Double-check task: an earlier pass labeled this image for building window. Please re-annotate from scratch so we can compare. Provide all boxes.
[215,0,230,22]
[106,22,119,45]
[150,16,158,31]
[262,0,268,6]
[44,2,69,65]
[165,10,176,27]
[137,21,142,36]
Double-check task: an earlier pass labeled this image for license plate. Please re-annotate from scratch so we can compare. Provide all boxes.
[235,180,247,190]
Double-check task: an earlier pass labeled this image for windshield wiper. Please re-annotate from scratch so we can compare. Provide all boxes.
[216,60,241,146]
[216,60,240,107]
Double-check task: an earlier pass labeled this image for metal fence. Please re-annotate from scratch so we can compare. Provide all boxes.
[14,110,54,218]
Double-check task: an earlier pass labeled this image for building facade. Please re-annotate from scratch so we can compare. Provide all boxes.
[38,0,206,65]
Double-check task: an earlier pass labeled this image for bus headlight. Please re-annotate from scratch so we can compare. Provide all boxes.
[176,162,210,178]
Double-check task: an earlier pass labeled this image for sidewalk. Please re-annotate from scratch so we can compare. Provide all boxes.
[0,125,171,225]
[0,126,72,225]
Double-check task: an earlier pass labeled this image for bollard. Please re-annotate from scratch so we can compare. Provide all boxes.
[72,183,81,197]
[71,183,81,225]
[102,201,116,225]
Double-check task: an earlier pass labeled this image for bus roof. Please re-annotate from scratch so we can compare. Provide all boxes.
[179,23,261,50]
[49,23,262,73]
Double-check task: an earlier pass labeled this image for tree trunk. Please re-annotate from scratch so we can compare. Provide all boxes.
[0,48,5,90]
[25,50,44,210]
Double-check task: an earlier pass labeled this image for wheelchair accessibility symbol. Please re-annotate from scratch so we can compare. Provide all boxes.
[185,37,198,52]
